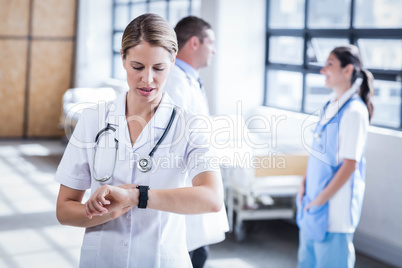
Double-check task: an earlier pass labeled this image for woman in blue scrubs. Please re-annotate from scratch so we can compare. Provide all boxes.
[297,45,374,268]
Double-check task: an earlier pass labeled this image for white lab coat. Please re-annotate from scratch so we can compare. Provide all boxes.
[55,92,221,268]
[164,65,229,251]
[164,64,209,116]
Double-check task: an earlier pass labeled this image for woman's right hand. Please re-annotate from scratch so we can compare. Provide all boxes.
[85,185,136,219]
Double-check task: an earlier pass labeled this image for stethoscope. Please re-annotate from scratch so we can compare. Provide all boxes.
[313,96,356,149]
[92,106,177,182]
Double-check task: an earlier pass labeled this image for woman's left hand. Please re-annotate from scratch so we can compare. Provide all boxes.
[304,197,325,211]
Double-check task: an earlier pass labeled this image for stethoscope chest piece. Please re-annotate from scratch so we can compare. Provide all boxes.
[137,156,153,173]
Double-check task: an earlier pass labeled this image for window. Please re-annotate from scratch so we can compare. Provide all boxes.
[112,0,200,80]
[266,70,303,110]
[265,0,402,129]
[308,0,351,29]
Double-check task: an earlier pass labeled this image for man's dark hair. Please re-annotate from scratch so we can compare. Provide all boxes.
[174,16,212,51]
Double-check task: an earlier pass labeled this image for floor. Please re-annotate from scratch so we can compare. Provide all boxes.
[0,140,394,268]
[207,220,393,268]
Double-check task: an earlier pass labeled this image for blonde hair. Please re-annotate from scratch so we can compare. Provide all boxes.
[121,13,178,60]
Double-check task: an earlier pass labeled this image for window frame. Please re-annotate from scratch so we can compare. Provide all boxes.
[111,0,195,79]
[264,0,402,130]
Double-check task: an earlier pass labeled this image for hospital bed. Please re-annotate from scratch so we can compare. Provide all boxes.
[59,79,127,138]
[222,152,308,242]
[212,111,309,242]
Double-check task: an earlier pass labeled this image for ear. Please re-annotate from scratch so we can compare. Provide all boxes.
[120,49,127,70]
[343,63,354,78]
[188,36,200,50]
[172,54,176,65]
[169,54,176,71]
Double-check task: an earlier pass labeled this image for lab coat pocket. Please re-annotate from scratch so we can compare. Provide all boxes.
[79,225,102,268]
[79,246,99,268]
[296,195,307,227]
[307,204,326,214]
[82,225,102,247]
[303,202,329,242]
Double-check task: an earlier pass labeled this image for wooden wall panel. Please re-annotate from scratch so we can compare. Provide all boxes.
[0,40,28,137]
[32,0,77,37]
[0,0,30,36]
[27,40,73,137]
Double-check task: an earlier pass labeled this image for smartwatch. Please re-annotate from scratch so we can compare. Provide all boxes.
[136,185,149,209]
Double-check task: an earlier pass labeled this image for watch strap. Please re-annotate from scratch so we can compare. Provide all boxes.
[136,185,149,209]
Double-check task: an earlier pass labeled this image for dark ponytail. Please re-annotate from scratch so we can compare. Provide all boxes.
[360,69,374,121]
[331,45,375,122]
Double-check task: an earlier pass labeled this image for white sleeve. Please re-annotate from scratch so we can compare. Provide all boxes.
[339,103,369,161]
[54,112,93,190]
[185,116,221,181]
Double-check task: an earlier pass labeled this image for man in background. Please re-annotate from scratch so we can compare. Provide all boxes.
[164,16,229,268]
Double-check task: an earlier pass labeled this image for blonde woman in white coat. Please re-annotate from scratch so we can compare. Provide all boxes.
[55,14,223,268]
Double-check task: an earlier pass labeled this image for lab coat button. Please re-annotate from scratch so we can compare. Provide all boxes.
[124,241,128,246]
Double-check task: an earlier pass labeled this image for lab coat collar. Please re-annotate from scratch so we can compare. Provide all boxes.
[149,92,175,129]
[320,81,360,125]
[328,80,360,106]
[175,58,199,82]
[104,91,175,129]
[104,91,175,153]
[131,92,175,153]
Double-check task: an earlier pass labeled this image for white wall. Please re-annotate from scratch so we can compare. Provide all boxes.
[75,0,113,87]
[354,128,402,267]
[200,0,266,116]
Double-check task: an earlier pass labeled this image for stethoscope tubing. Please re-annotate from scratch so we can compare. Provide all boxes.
[92,106,177,181]
[92,125,119,182]
[149,107,176,157]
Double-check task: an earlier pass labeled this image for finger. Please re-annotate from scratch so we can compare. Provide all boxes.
[93,200,107,214]
[98,196,111,207]
[88,199,104,216]
[87,200,98,217]
[102,199,111,205]
[84,202,91,219]
[98,186,113,206]
[94,187,111,212]
[85,202,95,219]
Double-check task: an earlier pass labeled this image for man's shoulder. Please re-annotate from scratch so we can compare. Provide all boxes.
[165,65,188,87]
[170,64,187,79]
